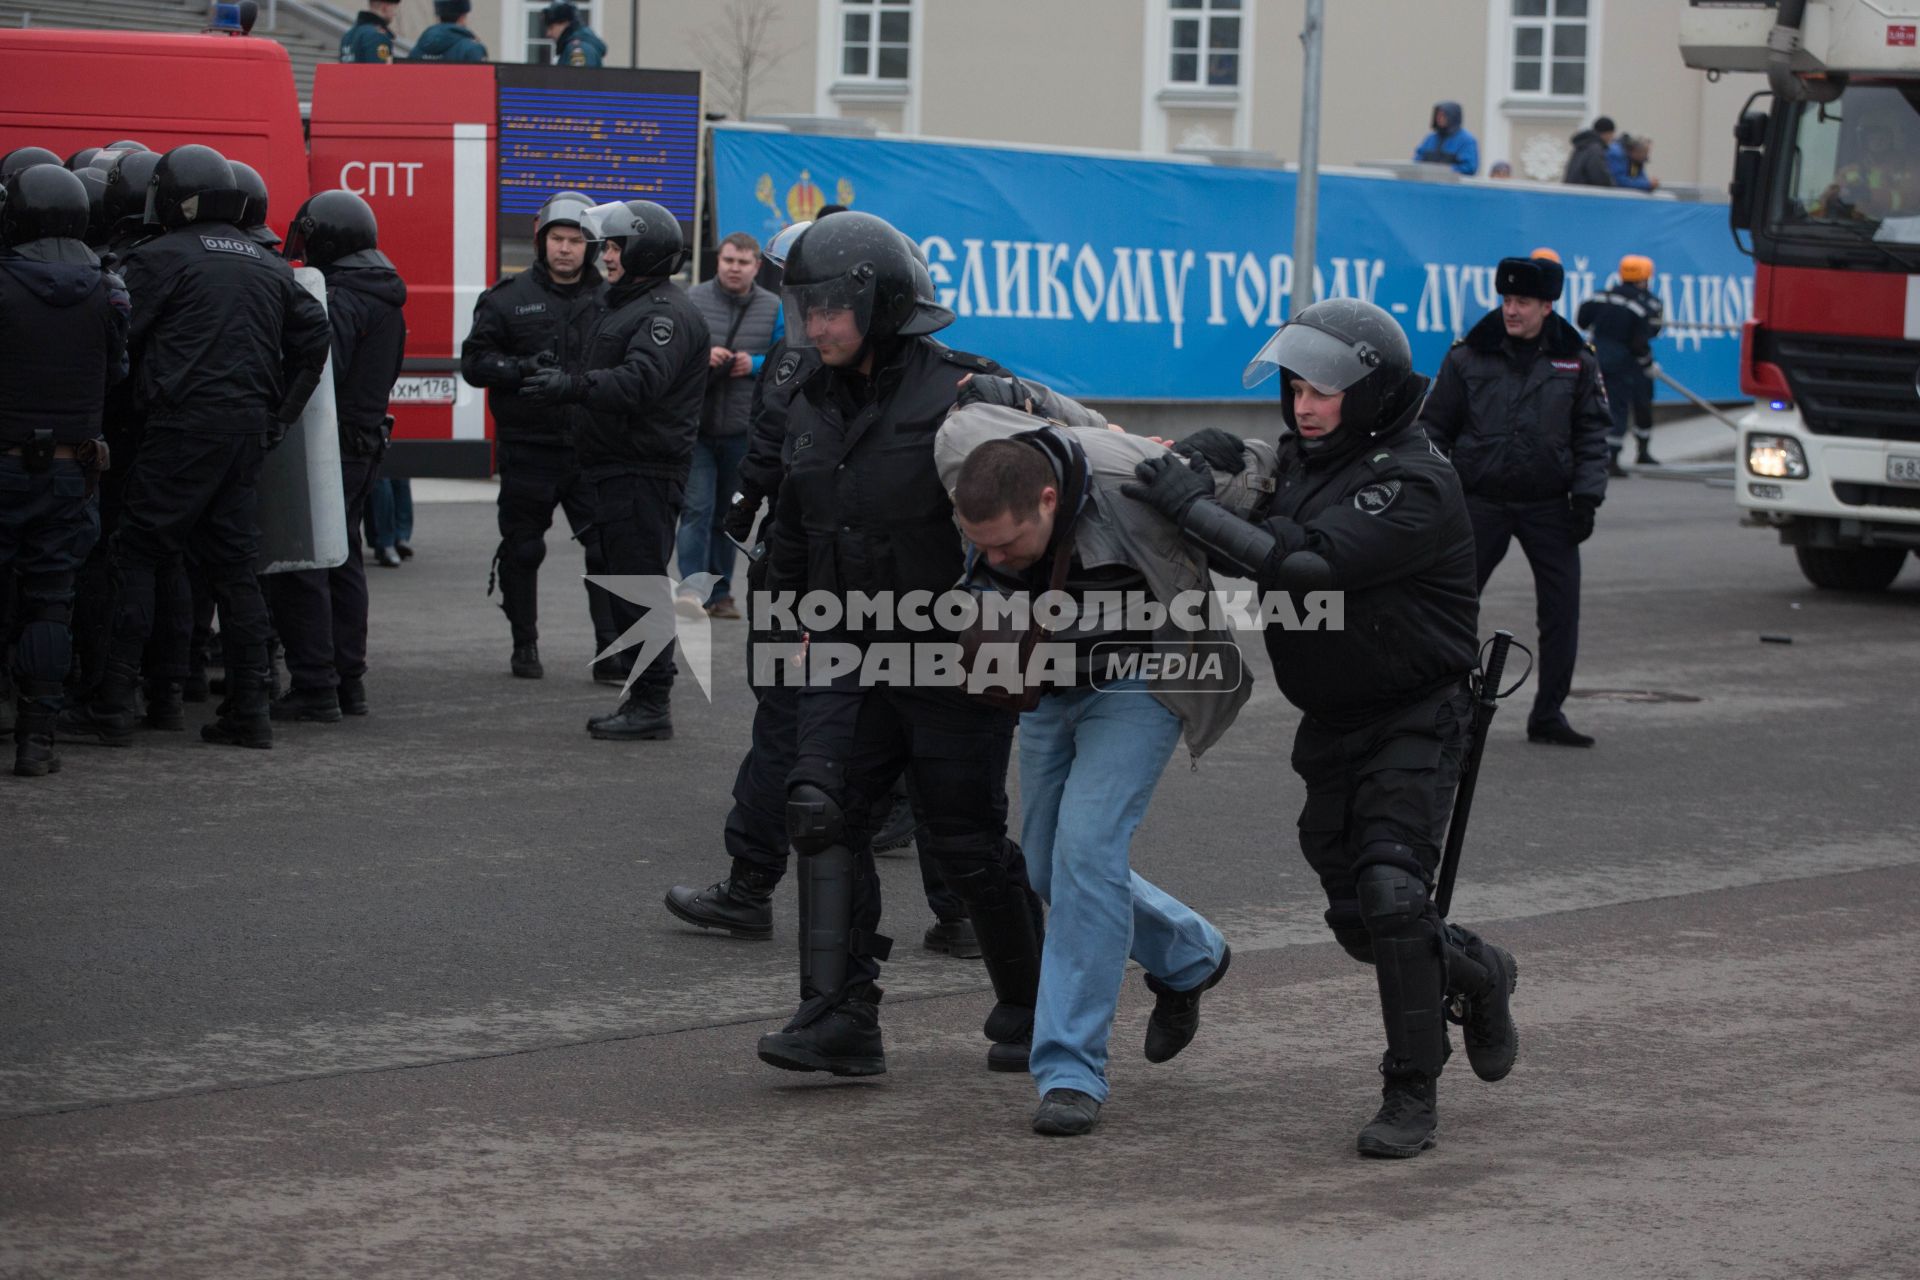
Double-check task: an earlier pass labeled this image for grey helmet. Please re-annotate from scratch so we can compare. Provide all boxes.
[1244,297,1417,436]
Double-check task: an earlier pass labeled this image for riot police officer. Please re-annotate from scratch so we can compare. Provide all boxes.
[61,145,331,750]
[750,211,1047,1080]
[461,190,620,681]
[0,164,127,777]
[519,198,708,739]
[1,148,63,180]
[1577,254,1665,473]
[409,0,488,62]
[267,189,407,722]
[339,0,397,63]
[1125,299,1520,1158]
[229,161,281,251]
[541,2,605,66]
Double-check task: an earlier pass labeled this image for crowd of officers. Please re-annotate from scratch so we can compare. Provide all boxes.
[4,137,1660,1151]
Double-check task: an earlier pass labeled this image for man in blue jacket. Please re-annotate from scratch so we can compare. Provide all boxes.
[1413,102,1479,176]
[409,0,488,62]
[1607,134,1660,192]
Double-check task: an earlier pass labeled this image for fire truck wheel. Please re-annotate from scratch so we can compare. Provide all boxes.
[1793,545,1909,592]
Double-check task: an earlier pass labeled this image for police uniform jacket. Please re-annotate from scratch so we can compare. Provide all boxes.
[408,22,487,61]
[0,240,128,444]
[734,337,814,517]
[1416,309,1612,505]
[1575,280,1664,370]
[1248,388,1480,731]
[339,12,394,62]
[119,223,331,436]
[461,263,603,447]
[323,256,408,458]
[570,273,709,477]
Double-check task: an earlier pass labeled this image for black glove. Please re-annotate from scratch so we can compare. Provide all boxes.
[1173,427,1247,476]
[1570,495,1598,544]
[954,373,1034,413]
[518,368,587,404]
[722,488,762,545]
[1121,451,1214,523]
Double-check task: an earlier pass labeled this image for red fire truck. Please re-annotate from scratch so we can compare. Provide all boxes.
[1682,0,1920,590]
[0,28,701,478]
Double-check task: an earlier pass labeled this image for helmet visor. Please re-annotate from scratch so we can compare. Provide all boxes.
[1242,318,1384,391]
[765,219,810,268]
[783,271,876,351]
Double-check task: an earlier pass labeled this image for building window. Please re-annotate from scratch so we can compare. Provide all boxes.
[523,0,591,65]
[1168,0,1241,88]
[839,0,910,81]
[1510,0,1587,97]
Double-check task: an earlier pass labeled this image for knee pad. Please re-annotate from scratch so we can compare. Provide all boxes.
[1355,852,1432,937]
[1324,901,1374,965]
[786,782,846,856]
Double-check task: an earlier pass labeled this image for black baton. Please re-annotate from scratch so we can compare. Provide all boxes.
[1435,629,1514,919]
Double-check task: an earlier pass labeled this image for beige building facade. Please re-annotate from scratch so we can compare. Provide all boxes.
[429,0,1758,190]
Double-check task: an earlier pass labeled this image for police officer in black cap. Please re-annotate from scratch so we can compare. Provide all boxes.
[462,190,622,681]
[747,210,1047,1079]
[1124,298,1521,1158]
[61,144,330,750]
[265,189,407,722]
[1418,253,1611,748]
[0,163,127,777]
[519,198,708,739]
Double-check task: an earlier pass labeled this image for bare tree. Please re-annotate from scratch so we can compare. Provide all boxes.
[691,0,795,121]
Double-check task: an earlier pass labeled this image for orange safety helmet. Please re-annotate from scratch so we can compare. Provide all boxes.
[1619,254,1654,283]
[1529,246,1562,263]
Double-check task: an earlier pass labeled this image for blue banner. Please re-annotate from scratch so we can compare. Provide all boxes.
[713,127,1753,403]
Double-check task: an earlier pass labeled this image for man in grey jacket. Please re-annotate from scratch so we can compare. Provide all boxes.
[679,231,781,618]
[936,402,1254,1136]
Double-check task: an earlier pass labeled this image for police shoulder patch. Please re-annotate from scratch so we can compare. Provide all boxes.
[793,431,814,452]
[1354,480,1402,515]
[775,351,801,384]
[940,348,998,373]
[199,235,262,258]
[649,315,675,346]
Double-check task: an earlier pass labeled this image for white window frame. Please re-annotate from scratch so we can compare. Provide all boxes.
[1164,0,1244,91]
[834,0,912,84]
[1140,0,1254,155]
[1506,0,1591,102]
[518,0,592,66]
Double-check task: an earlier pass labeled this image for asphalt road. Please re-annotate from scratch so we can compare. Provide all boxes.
[5,455,1919,1279]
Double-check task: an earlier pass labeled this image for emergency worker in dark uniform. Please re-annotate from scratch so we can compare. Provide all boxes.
[461,191,620,681]
[541,2,605,66]
[267,190,406,722]
[338,0,397,63]
[1125,298,1520,1158]
[0,164,127,777]
[750,211,1046,1079]
[409,0,488,62]
[63,145,331,750]
[1576,253,1664,473]
[518,198,707,739]
[1418,255,1611,748]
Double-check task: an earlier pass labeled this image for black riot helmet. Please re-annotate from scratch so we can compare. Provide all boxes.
[103,149,163,228]
[146,144,248,228]
[1,146,63,180]
[104,139,148,153]
[229,160,277,243]
[74,166,113,247]
[780,210,920,350]
[533,189,600,268]
[66,146,103,171]
[0,163,92,249]
[285,189,382,267]
[1244,298,1418,437]
[585,198,685,279]
[900,233,954,336]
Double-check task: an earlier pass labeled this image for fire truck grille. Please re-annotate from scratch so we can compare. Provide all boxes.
[1764,333,1920,442]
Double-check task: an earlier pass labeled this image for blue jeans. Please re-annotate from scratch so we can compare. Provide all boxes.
[1020,681,1226,1102]
[676,434,749,601]
[367,477,414,549]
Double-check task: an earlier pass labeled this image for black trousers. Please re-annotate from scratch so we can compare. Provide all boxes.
[495,441,618,653]
[585,467,682,697]
[72,425,194,688]
[0,456,99,704]
[109,429,271,678]
[266,454,375,690]
[1467,494,1580,735]
[790,681,1025,986]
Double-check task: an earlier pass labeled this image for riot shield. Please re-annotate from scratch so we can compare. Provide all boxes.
[256,266,349,574]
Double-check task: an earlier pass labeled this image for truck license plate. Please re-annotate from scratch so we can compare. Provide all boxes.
[390,375,458,405]
[1888,455,1920,486]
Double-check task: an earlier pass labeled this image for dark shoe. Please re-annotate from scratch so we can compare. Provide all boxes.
[1356,1069,1438,1158]
[0,686,14,737]
[180,671,211,704]
[140,680,186,731]
[56,658,137,747]
[871,789,920,854]
[1455,943,1519,1083]
[705,596,741,620]
[1606,455,1630,479]
[511,643,543,680]
[756,993,886,1076]
[270,687,343,724]
[663,866,778,940]
[337,677,369,716]
[374,546,402,568]
[1032,1089,1102,1136]
[201,673,272,750]
[1635,444,1659,466]
[588,690,672,740]
[987,1037,1031,1074]
[394,541,414,560]
[1527,722,1595,748]
[1143,944,1231,1064]
[591,656,631,686]
[924,917,982,959]
[13,696,61,778]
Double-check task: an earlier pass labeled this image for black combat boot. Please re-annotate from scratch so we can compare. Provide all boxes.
[0,667,16,736]
[591,656,630,686]
[663,862,779,940]
[270,686,344,723]
[511,643,543,679]
[1606,446,1629,479]
[1635,438,1658,466]
[755,983,886,1076]
[141,679,185,731]
[1448,932,1519,1083]
[945,860,1045,1074]
[56,655,137,746]
[201,663,272,749]
[337,676,369,716]
[13,685,62,778]
[180,667,211,703]
[587,687,671,740]
[923,917,982,958]
[1143,944,1232,1063]
[870,786,919,854]
[1356,1067,1438,1158]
